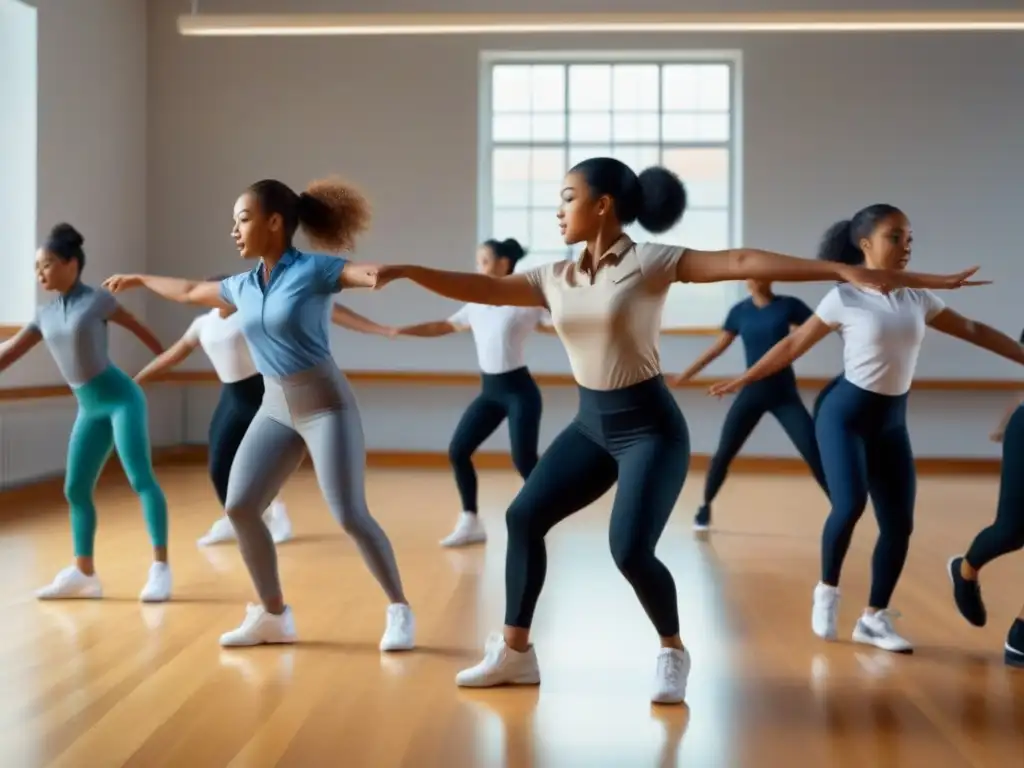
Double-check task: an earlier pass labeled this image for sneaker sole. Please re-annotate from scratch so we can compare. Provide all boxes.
[456,673,541,688]
[1005,645,1024,668]
[220,636,297,648]
[852,630,913,654]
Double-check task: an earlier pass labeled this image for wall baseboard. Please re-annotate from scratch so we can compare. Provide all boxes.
[0,444,999,509]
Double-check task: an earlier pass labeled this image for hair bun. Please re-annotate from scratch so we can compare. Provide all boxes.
[501,238,527,259]
[49,222,84,249]
[636,167,686,234]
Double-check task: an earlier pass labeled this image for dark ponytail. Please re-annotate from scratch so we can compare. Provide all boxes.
[248,176,372,253]
[483,237,528,271]
[570,158,687,234]
[44,223,86,272]
[817,203,903,265]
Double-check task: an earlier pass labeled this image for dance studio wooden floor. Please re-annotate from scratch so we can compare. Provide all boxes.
[1,465,1022,767]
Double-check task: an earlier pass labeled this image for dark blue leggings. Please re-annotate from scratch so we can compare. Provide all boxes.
[965,404,1024,569]
[448,367,541,513]
[816,377,915,609]
[504,375,688,638]
[703,382,828,506]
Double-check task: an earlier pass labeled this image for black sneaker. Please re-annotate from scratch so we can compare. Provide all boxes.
[1006,619,1024,669]
[947,556,987,627]
[693,505,711,531]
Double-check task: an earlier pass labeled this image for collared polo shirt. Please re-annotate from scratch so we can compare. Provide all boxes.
[523,234,684,391]
[27,282,118,387]
[219,248,346,378]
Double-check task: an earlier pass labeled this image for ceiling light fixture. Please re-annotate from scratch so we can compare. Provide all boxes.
[177,11,1024,37]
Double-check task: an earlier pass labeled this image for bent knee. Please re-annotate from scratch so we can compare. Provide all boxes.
[609,538,650,575]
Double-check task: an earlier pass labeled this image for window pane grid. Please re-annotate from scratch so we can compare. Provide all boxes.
[486,58,737,326]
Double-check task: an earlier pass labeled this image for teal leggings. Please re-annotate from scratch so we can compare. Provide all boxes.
[67,366,168,556]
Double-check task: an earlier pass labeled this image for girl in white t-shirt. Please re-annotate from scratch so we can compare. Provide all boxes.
[710,204,1022,654]
[395,239,551,548]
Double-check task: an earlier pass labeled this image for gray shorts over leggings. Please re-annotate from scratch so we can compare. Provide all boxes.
[224,358,405,605]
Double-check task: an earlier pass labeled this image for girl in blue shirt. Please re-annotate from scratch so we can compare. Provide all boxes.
[673,279,829,530]
[104,178,415,652]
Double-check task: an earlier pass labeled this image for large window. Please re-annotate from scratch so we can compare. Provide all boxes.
[480,52,742,328]
[0,0,38,327]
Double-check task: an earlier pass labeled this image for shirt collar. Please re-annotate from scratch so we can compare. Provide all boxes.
[575,233,634,270]
[58,280,87,305]
[255,247,299,284]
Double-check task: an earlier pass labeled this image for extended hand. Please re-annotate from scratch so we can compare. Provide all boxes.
[937,267,991,289]
[708,378,744,397]
[990,429,1005,443]
[669,373,691,387]
[102,274,141,293]
[372,264,405,290]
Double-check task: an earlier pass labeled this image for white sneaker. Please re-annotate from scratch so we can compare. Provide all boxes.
[380,603,416,651]
[651,647,690,704]
[219,603,297,647]
[440,512,487,548]
[139,562,172,602]
[812,582,839,640]
[36,565,103,599]
[264,501,293,544]
[198,516,236,546]
[455,632,541,688]
[852,609,913,653]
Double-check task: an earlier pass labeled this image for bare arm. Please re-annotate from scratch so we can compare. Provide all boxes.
[676,249,987,293]
[375,265,545,308]
[536,322,557,335]
[109,305,164,356]
[331,304,397,337]
[396,320,462,338]
[103,274,232,311]
[709,316,835,395]
[135,334,199,384]
[927,309,1024,367]
[0,326,43,375]
[671,332,736,385]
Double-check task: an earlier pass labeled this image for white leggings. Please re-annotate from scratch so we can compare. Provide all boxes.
[224,359,405,604]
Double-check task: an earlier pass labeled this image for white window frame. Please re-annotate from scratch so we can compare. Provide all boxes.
[477,49,744,330]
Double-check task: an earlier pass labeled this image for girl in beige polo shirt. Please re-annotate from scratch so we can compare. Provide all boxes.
[375,159,983,705]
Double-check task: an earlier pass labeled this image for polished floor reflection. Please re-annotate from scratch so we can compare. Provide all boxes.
[0,465,1021,766]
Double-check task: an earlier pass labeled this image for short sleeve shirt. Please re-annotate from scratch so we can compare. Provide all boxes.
[26,282,118,387]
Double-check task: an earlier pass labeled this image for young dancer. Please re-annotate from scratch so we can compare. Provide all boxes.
[103,177,415,651]
[0,223,171,601]
[948,389,1024,668]
[673,279,828,530]
[372,162,976,704]
[710,204,1016,654]
[395,238,548,548]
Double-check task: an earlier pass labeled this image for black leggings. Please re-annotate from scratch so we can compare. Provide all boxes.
[504,375,688,638]
[816,377,914,609]
[208,374,265,506]
[449,366,542,513]
[703,380,828,507]
[966,404,1024,569]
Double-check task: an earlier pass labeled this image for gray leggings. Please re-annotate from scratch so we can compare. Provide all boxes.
[224,359,405,605]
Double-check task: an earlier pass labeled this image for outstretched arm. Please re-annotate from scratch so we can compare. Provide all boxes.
[671,332,736,385]
[396,319,463,338]
[103,274,232,311]
[109,305,164,356]
[709,316,834,396]
[0,326,43,375]
[331,304,397,337]
[135,333,199,384]
[676,249,986,293]
[375,265,545,308]
[928,309,1024,367]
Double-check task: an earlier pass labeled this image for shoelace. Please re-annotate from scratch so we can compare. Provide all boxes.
[872,609,902,632]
